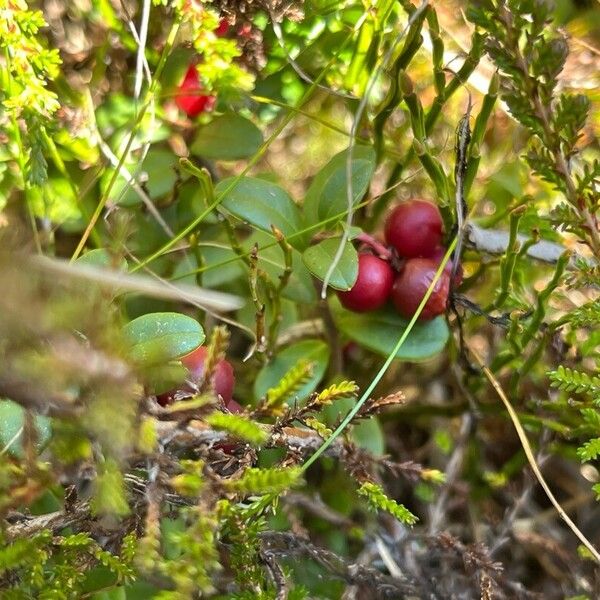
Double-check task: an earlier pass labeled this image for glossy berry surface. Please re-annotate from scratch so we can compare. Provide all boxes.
[225,398,243,413]
[391,258,450,320]
[215,18,229,37]
[175,65,216,118]
[337,254,394,312]
[429,246,463,287]
[156,346,235,407]
[384,200,443,258]
[182,346,235,403]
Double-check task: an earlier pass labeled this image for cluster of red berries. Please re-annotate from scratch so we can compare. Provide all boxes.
[337,200,461,321]
[175,18,250,118]
[156,345,240,413]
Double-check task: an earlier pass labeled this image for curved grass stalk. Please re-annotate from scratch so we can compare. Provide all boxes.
[302,238,456,472]
[470,347,600,564]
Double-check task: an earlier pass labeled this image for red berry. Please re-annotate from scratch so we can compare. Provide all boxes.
[156,346,235,407]
[391,258,450,320]
[384,200,444,258]
[156,388,182,407]
[175,65,216,118]
[429,246,463,287]
[225,398,243,413]
[182,346,235,403]
[215,18,229,37]
[337,254,395,312]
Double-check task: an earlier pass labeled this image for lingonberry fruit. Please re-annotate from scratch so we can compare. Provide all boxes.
[384,200,443,258]
[226,398,243,413]
[175,65,216,118]
[215,18,229,37]
[156,346,235,407]
[181,346,235,403]
[391,258,450,320]
[337,254,394,312]
[429,246,464,287]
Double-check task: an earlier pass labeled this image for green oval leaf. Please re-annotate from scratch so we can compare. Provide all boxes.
[123,312,205,366]
[325,396,385,456]
[191,113,264,160]
[0,399,51,458]
[352,417,385,456]
[216,177,307,248]
[331,298,449,360]
[302,238,358,291]
[254,340,330,404]
[102,148,177,207]
[304,145,376,228]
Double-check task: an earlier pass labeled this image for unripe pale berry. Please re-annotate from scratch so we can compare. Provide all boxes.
[337,254,395,312]
[391,258,450,320]
[384,200,444,258]
[175,65,216,118]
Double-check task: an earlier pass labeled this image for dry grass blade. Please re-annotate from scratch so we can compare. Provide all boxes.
[469,346,600,563]
[30,255,244,312]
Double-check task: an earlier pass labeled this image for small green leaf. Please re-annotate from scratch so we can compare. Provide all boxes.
[331,298,449,360]
[254,340,330,404]
[123,312,205,366]
[216,177,307,248]
[352,417,385,456]
[102,148,177,207]
[302,238,358,291]
[0,399,51,458]
[304,145,376,228]
[191,113,264,160]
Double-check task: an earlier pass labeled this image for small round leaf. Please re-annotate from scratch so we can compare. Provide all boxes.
[331,298,449,361]
[123,312,205,366]
[0,399,51,458]
[302,238,358,291]
[216,177,307,248]
[304,146,376,228]
[191,113,264,160]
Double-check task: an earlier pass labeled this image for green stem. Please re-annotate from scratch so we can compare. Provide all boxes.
[463,73,499,197]
[491,206,525,310]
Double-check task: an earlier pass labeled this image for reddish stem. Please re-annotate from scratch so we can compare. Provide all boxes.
[355,232,393,261]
